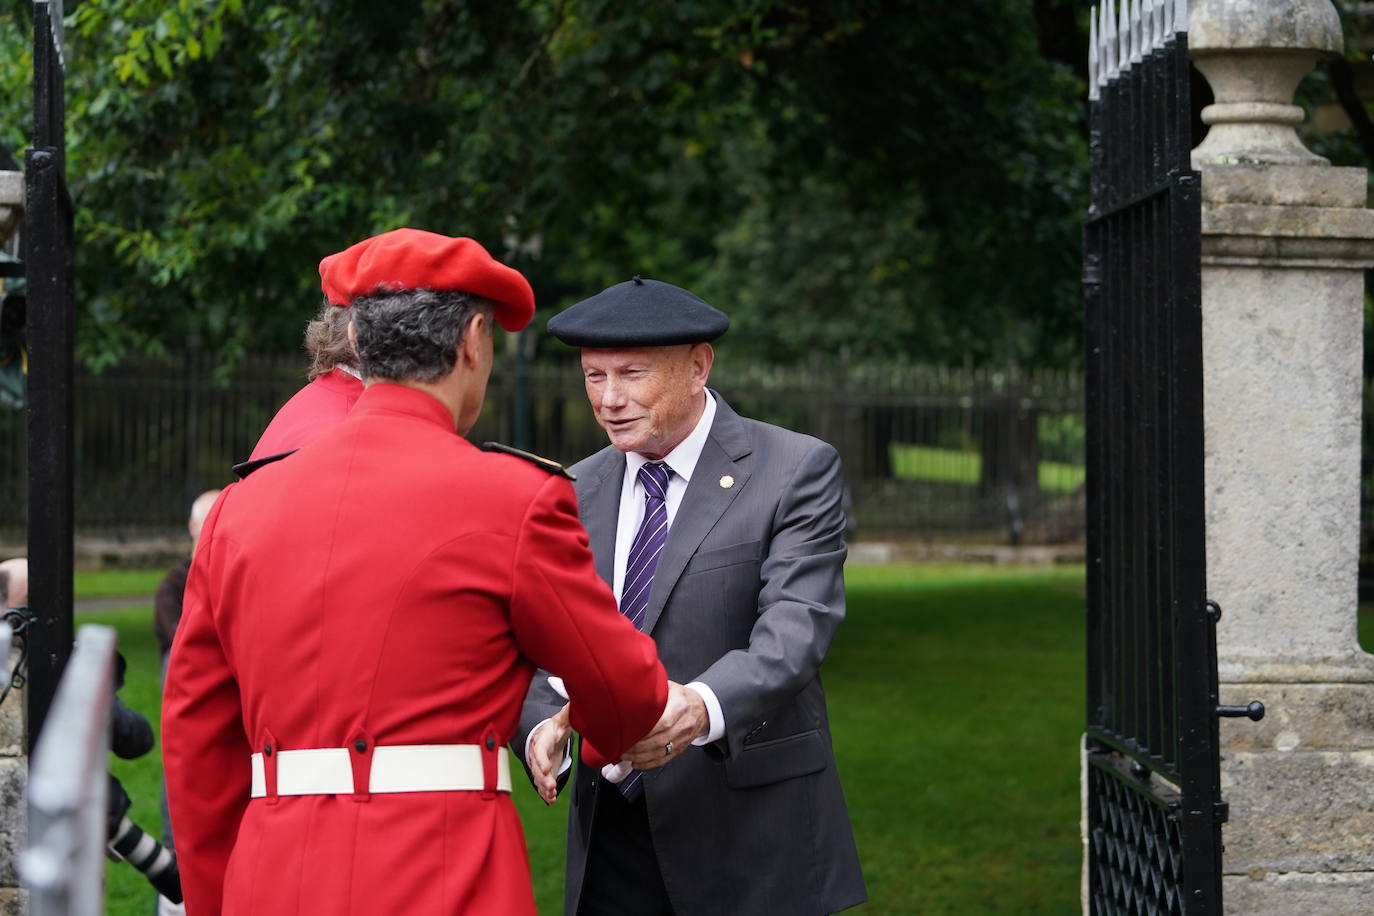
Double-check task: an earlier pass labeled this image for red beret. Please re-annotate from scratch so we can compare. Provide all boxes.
[318,228,535,332]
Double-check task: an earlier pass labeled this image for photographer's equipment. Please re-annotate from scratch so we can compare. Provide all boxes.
[104,652,183,903]
[106,775,183,905]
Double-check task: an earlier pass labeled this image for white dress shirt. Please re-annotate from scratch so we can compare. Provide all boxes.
[526,391,727,776]
[612,391,725,747]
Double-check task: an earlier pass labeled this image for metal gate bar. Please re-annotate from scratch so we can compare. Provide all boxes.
[24,0,75,751]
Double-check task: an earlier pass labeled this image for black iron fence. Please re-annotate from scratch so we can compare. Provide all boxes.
[9,353,1374,561]
[0,352,1086,546]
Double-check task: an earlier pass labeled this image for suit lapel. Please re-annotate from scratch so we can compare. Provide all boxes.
[642,393,753,636]
[575,448,624,587]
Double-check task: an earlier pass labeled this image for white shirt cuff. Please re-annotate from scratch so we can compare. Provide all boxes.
[600,760,633,783]
[524,717,572,777]
[684,681,725,745]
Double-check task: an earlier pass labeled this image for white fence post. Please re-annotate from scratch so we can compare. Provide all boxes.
[18,625,115,916]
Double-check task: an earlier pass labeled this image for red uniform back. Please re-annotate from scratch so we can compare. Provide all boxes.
[164,383,666,916]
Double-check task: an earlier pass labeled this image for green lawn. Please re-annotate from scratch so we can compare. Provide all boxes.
[890,443,1086,494]
[74,568,166,599]
[81,563,1086,915]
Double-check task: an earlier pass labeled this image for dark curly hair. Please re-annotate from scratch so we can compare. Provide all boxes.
[350,288,492,382]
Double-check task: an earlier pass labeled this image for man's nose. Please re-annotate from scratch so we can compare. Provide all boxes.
[600,377,628,408]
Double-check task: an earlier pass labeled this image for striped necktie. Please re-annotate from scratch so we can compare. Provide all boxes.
[617,460,672,800]
[620,461,672,631]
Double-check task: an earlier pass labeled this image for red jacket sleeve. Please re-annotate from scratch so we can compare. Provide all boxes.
[508,475,667,767]
[161,488,249,916]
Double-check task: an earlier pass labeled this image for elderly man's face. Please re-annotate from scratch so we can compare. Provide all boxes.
[581,344,713,459]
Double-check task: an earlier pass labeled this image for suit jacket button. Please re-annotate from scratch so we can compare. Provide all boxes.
[485,737,496,750]
[354,739,367,753]
[263,743,273,757]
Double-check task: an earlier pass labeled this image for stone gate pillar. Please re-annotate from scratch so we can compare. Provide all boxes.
[1191,1,1374,911]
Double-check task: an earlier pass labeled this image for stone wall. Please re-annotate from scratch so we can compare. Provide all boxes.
[0,648,24,916]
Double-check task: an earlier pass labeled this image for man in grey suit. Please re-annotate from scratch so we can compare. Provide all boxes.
[518,277,866,916]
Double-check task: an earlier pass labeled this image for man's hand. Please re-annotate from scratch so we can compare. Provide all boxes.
[623,681,708,770]
[527,704,571,804]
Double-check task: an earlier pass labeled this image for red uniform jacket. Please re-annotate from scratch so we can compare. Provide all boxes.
[163,384,667,916]
[248,368,364,461]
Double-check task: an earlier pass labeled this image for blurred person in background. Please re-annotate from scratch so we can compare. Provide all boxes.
[0,556,25,610]
[154,489,222,667]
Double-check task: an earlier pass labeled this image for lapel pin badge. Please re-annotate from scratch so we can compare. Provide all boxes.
[719,475,735,489]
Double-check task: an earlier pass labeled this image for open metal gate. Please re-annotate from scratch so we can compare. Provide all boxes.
[1082,2,1262,913]
[24,0,76,751]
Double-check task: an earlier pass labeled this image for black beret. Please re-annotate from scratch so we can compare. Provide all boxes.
[546,276,730,347]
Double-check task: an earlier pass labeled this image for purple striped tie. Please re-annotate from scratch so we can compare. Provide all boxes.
[617,460,671,800]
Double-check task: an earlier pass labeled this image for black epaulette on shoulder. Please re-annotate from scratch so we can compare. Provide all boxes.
[230,449,297,480]
[481,442,576,480]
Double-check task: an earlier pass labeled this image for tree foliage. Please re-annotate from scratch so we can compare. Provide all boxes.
[0,0,1089,370]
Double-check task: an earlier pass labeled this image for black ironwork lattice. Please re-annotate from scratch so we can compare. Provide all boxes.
[1089,760,1185,916]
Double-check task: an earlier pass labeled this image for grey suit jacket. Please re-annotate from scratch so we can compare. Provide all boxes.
[518,392,867,916]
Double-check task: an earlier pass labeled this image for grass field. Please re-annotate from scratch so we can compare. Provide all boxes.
[79,562,1087,915]
[889,444,1085,494]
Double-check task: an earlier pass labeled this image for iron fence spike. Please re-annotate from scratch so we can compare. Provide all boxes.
[1127,0,1135,63]
[1099,3,1109,80]
[1118,0,1130,74]
[1130,0,1143,65]
[35,0,66,71]
[1117,0,1126,70]
[1090,7,1100,100]
[1105,0,1118,79]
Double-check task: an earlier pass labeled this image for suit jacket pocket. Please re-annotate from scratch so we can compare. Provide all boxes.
[724,728,828,789]
[685,540,762,575]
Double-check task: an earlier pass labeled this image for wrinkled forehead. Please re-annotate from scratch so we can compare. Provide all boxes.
[580,345,694,372]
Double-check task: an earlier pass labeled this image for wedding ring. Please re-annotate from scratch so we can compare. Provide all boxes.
[664,741,674,756]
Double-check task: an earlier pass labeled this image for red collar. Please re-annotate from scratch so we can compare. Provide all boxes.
[316,367,365,394]
[349,382,457,432]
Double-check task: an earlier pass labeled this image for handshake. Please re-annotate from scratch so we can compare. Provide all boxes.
[527,680,709,805]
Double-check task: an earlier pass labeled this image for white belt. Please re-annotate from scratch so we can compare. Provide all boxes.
[250,744,512,798]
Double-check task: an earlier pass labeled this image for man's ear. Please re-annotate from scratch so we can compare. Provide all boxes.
[690,343,715,387]
[458,311,490,367]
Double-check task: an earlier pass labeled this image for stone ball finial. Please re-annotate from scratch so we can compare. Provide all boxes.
[1189,0,1344,167]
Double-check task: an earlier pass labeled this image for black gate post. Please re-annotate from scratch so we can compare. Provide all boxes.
[24,0,75,751]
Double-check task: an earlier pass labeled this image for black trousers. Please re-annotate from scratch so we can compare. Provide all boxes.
[577,778,676,916]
